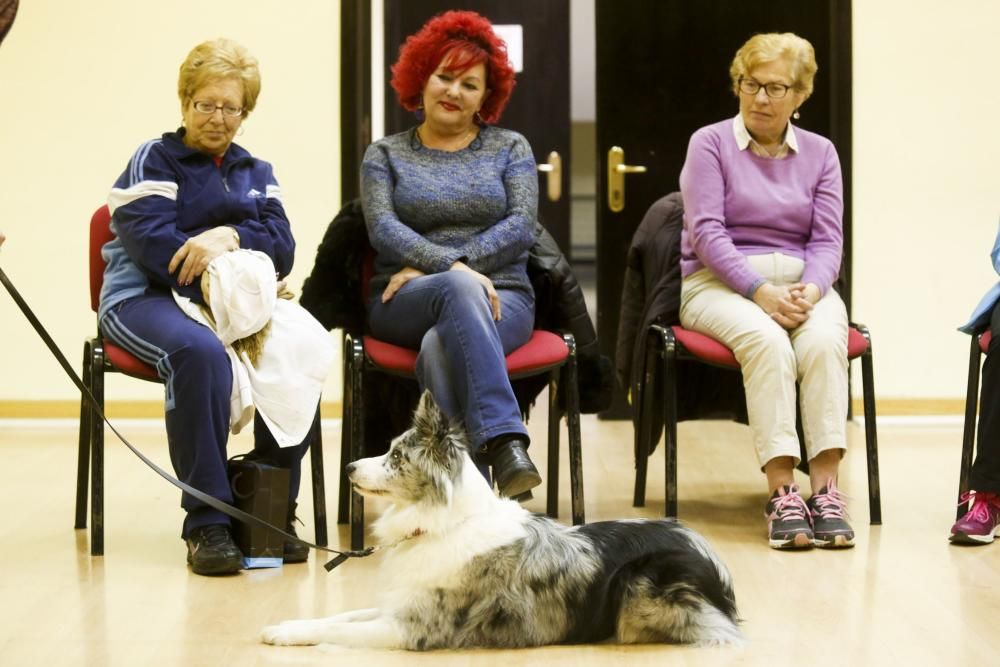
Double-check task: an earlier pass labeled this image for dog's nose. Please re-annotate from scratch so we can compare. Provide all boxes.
[346,462,357,476]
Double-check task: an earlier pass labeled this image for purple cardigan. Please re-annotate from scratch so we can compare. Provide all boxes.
[679,118,844,298]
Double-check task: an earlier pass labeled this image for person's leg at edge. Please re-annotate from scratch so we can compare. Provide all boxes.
[952,301,1000,544]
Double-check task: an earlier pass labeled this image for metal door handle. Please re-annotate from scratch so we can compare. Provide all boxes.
[537,151,562,202]
[607,146,646,212]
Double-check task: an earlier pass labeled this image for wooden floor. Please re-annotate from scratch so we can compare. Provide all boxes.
[0,407,996,666]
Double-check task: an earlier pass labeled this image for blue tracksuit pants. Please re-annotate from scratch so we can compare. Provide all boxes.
[101,290,310,538]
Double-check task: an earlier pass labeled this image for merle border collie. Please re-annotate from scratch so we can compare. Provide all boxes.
[262,391,742,649]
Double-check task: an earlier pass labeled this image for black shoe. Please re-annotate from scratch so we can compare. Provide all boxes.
[186,524,243,575]
[490,438,542,498]
[283,502,309,564]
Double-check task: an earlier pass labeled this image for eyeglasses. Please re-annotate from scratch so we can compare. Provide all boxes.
[738,78,793,99]
[192,100,243,117]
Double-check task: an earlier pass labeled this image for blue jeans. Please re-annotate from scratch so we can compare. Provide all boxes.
[101,290,311,538]
[367,271,534,450]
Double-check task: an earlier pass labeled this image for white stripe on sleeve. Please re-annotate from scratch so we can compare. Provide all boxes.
[108,180,179,215]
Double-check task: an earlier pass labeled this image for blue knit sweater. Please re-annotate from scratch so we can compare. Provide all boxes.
[360,125,538,298]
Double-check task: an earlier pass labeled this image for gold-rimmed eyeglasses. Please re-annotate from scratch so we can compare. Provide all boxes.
[192,100,243,117]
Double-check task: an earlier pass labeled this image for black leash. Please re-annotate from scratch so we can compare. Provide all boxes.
[0,263,370,571]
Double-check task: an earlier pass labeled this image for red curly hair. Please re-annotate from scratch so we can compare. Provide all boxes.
[390,10,516,124]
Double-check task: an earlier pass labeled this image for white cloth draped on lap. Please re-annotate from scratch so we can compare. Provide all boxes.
[174,249,334,447]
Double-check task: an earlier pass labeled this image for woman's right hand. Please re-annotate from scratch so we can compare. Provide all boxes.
[752,282,812,330]
[382,266,426,303]
[450,261,501,320]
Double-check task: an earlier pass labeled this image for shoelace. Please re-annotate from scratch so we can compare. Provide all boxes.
[958,492,1000,523]
[196,525,234,547]
[810,482,849,520]
[769,488,808,521]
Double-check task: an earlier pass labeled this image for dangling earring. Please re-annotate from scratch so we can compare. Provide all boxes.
[237,125,245,136]
[415,103,425,122]
[793,109,801,120]
[474,111,484,125]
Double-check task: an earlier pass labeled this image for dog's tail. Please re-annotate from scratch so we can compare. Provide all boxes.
[617,578,745,647]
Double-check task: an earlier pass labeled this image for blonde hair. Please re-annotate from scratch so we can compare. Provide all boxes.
[729,32,817,101]
[177,38,261,116]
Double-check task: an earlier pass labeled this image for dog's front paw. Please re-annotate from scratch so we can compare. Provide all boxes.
[261,620,321,646]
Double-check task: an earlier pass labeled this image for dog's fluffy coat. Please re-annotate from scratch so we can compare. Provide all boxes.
[261,392,742,649]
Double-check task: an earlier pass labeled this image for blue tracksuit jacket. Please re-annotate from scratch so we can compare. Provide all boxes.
[99,128,295,317]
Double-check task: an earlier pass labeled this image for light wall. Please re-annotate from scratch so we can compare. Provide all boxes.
[0,1,341,409]
[1,1,998,412]
[852,0,1000,400]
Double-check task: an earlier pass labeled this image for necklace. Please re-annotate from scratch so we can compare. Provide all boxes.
[416,124,478,152]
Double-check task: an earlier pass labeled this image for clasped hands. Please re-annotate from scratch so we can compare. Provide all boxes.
[751,282,820,330]
[382,261,501,320]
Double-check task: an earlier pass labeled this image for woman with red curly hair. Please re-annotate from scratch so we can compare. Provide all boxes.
[361,10,541,498]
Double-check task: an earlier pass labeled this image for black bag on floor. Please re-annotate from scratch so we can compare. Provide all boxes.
[227,454,289,567]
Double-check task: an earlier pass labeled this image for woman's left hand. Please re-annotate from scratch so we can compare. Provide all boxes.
[382,266,426,303]
[169,227,239,286]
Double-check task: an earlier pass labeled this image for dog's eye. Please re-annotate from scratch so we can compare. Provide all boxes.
[390,449,402,462]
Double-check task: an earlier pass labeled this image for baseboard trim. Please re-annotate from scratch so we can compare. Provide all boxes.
[851,398,966,416]
[0,400,344,420]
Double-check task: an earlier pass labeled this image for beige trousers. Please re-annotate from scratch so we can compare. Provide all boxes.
[679,253,848,467]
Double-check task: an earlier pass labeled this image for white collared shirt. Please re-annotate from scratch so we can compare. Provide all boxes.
[732,115,799,159]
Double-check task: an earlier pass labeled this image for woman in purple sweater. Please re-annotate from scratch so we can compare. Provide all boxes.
[679,33,853,550]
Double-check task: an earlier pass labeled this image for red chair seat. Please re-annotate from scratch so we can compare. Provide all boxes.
[981,330,992,354]
[672,325,870,368]
[103,340,160,380]
[363,330,570,377]
[362,336,418,374]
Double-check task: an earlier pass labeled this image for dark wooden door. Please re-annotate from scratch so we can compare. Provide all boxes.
[595,0,852,418]
[384,0,572,254]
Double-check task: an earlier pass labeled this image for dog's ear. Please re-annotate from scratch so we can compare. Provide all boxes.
[413,390,451,443]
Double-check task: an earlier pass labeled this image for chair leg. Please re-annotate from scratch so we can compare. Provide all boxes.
[562,334,584,525]
[309,407,328,547]
[860,331,882,525]
[90,344,106,556]
[633,331,658,507]
[337,334,353,526]
[75,340,93,529]
[546,368,560,519]
[662,328,679,519]
[958,333,983,519]
[348,336,366,550]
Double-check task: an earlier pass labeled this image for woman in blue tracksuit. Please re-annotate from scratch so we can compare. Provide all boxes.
[100,38,312,575]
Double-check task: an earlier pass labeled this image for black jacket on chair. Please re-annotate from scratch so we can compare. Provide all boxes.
[300,200,612,455]
[615,193,749,458]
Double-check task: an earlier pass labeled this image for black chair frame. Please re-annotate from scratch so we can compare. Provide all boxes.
[74,333,329,556]
[634,322,882,525]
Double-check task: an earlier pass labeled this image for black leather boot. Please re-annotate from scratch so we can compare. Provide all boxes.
[490,438,541,498]
[283,501,309,564]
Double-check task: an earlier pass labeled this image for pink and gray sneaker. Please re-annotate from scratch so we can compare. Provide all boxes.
[950,491,1000,545]
[806,479,855,548]
[765,484,813,549]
